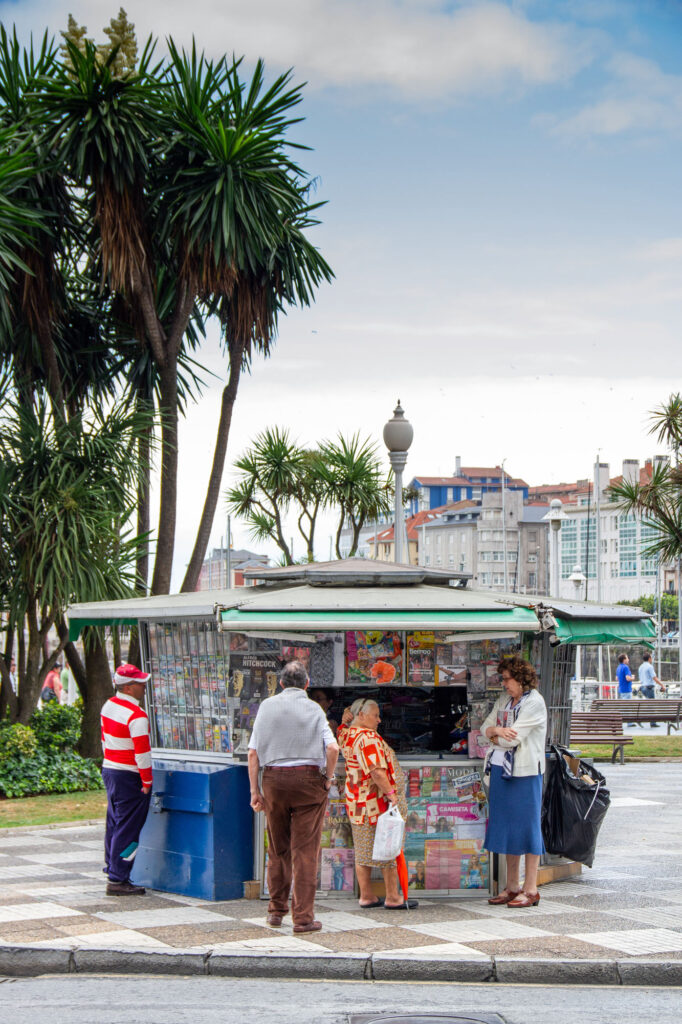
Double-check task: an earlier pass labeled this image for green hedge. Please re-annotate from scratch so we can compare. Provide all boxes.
[0,702,103,798]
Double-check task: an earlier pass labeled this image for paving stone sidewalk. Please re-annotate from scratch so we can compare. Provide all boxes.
[0,763,680,967]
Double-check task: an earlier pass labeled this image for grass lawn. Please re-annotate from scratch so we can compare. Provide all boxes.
[0,790,107,829]
[587,734,682,761]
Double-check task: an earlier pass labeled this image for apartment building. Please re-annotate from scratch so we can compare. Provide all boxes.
[555,458,671,603]
[421,492,550,594]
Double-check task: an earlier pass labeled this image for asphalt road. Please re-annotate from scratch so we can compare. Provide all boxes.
[0,976,679,1024]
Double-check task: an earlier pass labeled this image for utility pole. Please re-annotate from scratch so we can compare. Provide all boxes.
[501,459,508,591]
[594,456,603,684]
[225,515,231,590]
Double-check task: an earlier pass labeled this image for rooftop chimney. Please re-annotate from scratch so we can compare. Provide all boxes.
[455,455,461,476]
[622,459,639,485]
[594,461,610,497]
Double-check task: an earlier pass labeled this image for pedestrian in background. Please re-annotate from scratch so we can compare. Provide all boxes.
[248,660,339,934]
[100,663,153,895]
[638,653,664,727]
[616,653,637,727]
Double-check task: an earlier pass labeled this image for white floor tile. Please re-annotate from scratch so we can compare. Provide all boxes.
[454,899,585,919]
[374,942,489,959]
[603,906,682,928]
[24,851,102,866]
[95,906,231,928]
[539,882,616,898]
[0,865,65,879]
[17,885,105,901]
[404,918,549,941]
[23,929,172,949]
[210,935,330,953]
[0,901,84,922]
[569,928,682,955]
[610,797,664,807]
[0,836,69,849]
[243,911,387,934]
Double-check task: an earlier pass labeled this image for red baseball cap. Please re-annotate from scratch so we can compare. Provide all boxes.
[114,663,151,688]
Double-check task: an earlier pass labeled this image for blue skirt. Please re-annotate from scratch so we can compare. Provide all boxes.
[484,765,545,856]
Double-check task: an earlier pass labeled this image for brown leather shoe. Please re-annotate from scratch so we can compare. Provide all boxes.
[106,880,146,896]
[266,913,283,926]
[487,889,521,905]
[293,920,322,933]
[507,891,540,908]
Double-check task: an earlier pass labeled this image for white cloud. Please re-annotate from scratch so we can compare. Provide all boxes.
[8,0,587,98]
[551,52,682,137]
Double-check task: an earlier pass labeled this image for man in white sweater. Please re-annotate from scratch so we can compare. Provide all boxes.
[248,660,339,933]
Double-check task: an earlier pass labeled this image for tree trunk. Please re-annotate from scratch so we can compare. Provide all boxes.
[0,630,17,722]
[150,359,179,596]
[19,603,45,724]
[79,632,114,758]
[135,389,152,593]
[181,338,245,593]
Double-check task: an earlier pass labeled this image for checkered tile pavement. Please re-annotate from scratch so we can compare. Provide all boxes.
[0,763,679,961]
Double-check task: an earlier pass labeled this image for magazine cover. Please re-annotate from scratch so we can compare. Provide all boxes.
[407,859,426,890]
[346,631,402,685]
[467,665,486,694]
[435,664,467,686]
[320,849,355,892]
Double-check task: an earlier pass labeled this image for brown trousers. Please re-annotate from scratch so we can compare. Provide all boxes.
[262,766,328,927]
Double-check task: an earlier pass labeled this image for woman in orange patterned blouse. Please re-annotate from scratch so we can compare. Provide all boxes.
[338,699,417,910]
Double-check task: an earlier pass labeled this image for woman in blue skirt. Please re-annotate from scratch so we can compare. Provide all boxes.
[482,657,547,908]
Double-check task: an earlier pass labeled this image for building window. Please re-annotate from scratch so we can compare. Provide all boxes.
[448,554,454,565]
[528,531,537,542]
[425,554,430,565]
[480,572,491,585]
[528,553,537,563]
[528,572,537,588]
[480,551,492,562]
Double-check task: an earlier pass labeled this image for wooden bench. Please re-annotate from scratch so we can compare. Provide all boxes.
[569,711,634,764]
[590,699,682,734]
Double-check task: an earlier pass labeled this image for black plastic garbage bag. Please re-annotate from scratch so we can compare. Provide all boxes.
[541,744,610,868]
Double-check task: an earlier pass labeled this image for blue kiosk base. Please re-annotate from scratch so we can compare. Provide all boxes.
[131,760,253,901]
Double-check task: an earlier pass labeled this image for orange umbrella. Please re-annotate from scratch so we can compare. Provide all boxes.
[396,850,409,904]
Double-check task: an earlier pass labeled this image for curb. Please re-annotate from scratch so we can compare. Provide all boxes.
[0,819,105,835]
[1,946,681,985]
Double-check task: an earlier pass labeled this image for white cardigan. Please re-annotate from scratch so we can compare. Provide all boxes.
[480,689,548,778]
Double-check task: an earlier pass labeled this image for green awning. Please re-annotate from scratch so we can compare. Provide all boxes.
[553,615,656,647]
[218,607,539,632]
[68,618,138,642]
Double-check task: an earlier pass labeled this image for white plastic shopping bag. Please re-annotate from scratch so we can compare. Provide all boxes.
[372,805,405,861]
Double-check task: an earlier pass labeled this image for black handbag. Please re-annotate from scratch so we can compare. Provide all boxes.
[541,743,610,868]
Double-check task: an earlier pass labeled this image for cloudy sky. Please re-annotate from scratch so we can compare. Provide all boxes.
[4,1,682,582]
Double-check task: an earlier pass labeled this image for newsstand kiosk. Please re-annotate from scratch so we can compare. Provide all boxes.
[67,558,655,901]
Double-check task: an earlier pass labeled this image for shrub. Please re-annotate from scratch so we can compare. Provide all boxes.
[30,701,82,753]
[0,723,38,764]
[0,749,103,798]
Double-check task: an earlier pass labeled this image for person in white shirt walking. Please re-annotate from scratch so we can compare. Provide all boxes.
[638,653,665,727]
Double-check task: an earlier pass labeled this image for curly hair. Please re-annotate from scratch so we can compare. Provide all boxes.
[497,656,538,691]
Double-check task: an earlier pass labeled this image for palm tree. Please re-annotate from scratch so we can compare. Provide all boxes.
[319,434,394,558]
[0,385,152,749]
[609,394,682,562]
[226,427,311,564]
[37,36,332,596]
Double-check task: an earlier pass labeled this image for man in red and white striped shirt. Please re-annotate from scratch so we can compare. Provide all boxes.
[101,663,153,895]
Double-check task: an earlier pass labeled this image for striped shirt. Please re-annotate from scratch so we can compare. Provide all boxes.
[100,695,152,786]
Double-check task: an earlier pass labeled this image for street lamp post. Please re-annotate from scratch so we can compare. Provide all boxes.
[569,563,587,685]
[383,400,413,565]
[543,499,565,597]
